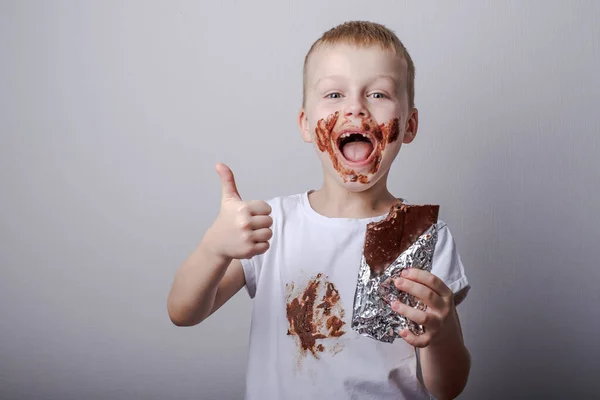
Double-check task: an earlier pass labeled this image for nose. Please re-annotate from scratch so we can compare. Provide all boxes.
[344,95,369,118]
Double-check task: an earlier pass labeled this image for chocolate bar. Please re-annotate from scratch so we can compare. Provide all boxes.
[351,203,440,342]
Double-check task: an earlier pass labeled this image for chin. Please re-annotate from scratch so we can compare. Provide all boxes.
[325,166,388,192]
[341,180,378,192]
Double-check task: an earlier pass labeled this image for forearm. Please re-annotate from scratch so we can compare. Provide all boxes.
[167,235,232,326]
[420,329,470,400]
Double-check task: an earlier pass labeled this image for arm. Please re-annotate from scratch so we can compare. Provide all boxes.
[419,299,470,400]
[167,163,272,327]
[392,271,470,400]
[167,241,245,326]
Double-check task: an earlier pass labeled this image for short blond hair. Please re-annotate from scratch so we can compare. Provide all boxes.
[302,21,415,109]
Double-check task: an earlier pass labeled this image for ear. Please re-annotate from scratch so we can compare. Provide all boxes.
[298,108,312,143]
[402,107,419,144]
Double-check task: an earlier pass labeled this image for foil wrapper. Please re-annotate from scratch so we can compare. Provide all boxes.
[351,224,438,343]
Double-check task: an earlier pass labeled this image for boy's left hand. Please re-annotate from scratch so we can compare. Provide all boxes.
[391,268,460,348]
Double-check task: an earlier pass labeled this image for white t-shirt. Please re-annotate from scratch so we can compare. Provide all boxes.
[241,192,469,400]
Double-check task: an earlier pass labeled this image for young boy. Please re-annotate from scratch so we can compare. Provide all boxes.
[168,21,470,400]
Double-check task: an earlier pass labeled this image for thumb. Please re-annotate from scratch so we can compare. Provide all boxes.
[216,163,241,201]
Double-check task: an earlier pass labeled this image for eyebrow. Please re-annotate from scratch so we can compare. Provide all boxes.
[314,75,345,87]
[374,75,400,87]
[315,74,400,88]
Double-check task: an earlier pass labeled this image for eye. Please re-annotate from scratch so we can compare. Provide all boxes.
[325,92,342,99]
[369,92,387,99]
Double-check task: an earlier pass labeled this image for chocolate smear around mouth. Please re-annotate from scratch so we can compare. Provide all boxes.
[314,114,401,183]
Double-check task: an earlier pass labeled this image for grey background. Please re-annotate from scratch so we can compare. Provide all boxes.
[1,1,599,399]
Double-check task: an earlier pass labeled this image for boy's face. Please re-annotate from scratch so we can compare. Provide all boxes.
[299,44,418,192]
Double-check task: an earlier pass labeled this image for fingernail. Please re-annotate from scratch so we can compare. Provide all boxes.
[396,277,404,286]
[401,269,409,277]
[401,330,408,338]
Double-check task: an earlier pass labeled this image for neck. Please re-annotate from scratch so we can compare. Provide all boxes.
[309,171,399,219]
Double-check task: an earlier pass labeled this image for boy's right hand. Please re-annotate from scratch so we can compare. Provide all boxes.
[205,163,273,260]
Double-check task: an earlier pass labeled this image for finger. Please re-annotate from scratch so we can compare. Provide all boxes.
[250,215,273,230]
[401,268,453,298]
[394,277,444,310]
[246,200,272,216]
[252,241,270,255]
[391,301,429,326]
[251,228,273,242]
[399,328,431,348]
[216,163,242,201]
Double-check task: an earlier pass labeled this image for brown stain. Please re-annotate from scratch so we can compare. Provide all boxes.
[286,275,346,359]
[315,111,356,182]
[386,117,400,143]
[314,114,401,184]
[315,112,339,154]
[285,279,326,357]
[316,282,340,316]
[330,343,343,356]
[326,316,345,337]
[371,123,384,143]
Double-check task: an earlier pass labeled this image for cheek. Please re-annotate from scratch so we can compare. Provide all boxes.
[372,103,400,122]
[312,112,340,150]
[382,141,402,160]
[386,118,401,143]
[315,99,339,112]
[369,140,401,176]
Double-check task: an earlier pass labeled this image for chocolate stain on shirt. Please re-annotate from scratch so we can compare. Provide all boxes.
[314,113,400,183]
[316,282,340,316]
[285,274,346,359]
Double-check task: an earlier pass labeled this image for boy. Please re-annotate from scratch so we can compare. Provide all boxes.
[168,21,470,400]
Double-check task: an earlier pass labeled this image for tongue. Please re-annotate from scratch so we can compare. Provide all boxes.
[342,142,373,162]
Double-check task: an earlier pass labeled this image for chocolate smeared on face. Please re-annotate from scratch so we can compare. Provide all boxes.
[385,117,400,143]
[371,123,384,143]
[315,112,339,154]
[364,204,439,276]
[314,113,401,183]
[285,275,346,359]
[315,111,349,180]
[369,117,400,175]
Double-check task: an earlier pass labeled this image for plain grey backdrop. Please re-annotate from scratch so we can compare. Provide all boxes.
[1,1,599,399]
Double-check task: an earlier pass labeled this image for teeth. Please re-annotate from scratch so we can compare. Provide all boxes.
[339,132,369,139]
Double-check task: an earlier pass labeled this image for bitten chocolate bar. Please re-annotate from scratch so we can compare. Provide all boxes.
[352,204,439,343]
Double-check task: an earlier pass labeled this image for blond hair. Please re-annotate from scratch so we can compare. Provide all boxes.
[302,21,415,109]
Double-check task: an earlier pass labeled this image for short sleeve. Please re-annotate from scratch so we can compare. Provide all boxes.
[431,221,470,305]
[240,258,258,298]
[241,240,269,299]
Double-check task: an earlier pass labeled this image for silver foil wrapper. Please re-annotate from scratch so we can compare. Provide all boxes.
[351,224,438,343]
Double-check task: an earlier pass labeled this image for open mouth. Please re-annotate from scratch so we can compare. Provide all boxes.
[336,131,376,166]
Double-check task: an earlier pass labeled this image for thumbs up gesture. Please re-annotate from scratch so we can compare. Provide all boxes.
[206,163,273,260]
